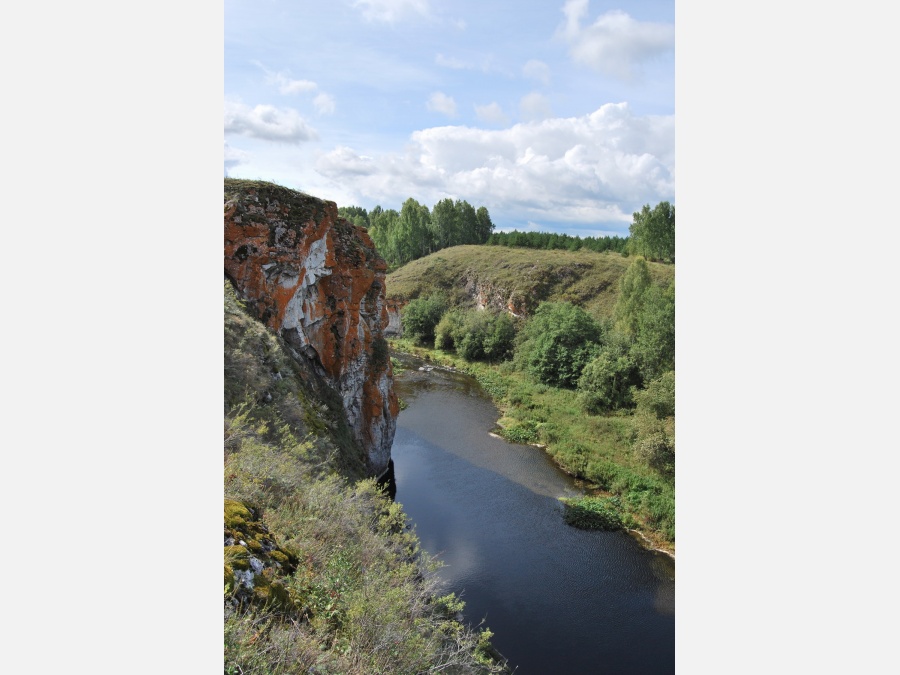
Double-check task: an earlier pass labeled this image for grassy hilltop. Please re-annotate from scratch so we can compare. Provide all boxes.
[386,245,673,319]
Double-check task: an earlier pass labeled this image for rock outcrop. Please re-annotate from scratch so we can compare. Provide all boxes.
[384,298,405,337]
[224,179,398,476]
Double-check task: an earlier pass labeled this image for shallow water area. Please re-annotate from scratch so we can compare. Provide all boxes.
[391,353,674,674]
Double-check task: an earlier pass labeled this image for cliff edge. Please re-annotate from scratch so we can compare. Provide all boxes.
[224,179,398,476]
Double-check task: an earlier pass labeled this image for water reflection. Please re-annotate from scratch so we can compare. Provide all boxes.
[391,354,675,674]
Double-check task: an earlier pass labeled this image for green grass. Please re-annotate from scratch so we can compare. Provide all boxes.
[560,496,624,530]
[386,245,673,320]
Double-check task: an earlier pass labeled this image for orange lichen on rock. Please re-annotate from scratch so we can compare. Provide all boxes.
[224,179,397,476]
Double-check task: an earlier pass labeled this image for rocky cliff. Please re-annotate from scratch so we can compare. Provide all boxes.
[224,179,398,477]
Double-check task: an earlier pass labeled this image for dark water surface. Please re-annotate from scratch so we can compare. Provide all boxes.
[391,354,674,674]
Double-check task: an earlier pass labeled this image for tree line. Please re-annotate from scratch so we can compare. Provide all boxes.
[340,198,674,268]
[485,230,629,254]
[339,198,494,270]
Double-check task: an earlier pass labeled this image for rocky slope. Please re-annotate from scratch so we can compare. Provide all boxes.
[385,245,674,325]
[224,179,398,477]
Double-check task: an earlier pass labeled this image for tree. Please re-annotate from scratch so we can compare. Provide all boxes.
[629,202,675,262]
[475,206,494,243]
[399,198,433,261]
[430,198,459,250]
[455,199,479,245]
[337,205,370,229]
[613,257,653,337]
[632,281,675,381]
[515,302,602,388]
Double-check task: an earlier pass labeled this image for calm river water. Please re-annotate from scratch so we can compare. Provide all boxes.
[391,354,674,674]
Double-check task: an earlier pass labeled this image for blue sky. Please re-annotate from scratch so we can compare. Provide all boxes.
[225,0,674,237]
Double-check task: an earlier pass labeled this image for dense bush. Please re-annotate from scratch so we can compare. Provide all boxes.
[401,293,448,345]
[434,308,516,363]
[515,302,602,388]
[561,496,624,530]
[632,370,675,475]
[577,347,641,413]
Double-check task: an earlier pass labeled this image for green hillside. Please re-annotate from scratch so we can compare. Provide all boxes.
[385,245,675,551]
[386,245,673,320]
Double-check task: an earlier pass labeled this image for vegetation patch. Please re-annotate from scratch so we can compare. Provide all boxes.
[560,496,624,531]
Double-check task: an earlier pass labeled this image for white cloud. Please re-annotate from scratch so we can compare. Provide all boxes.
[254,62,319,95]
[224,142,249,175]
[316,146,378,176]
[271,74,317,95]
[523,59,551,86]
[559,1,674,81]
[519,92,553,122]
[314,102,674,228]
[353,0,429,23]
[314,93,336,115]
[224,101,318,143]
[426,92,457,117]
[474,102,509,126]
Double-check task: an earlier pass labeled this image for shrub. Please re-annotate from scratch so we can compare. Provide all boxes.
[434,308,517,363]
[433,308,465,351]
[401,292,448,345]
[561,496,623,530]
[632,370,675,474]
[577,348,641,413]
[515,302,602,388]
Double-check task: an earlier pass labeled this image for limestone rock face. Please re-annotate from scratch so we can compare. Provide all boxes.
[384,298,405,337]
[224,180,398,476]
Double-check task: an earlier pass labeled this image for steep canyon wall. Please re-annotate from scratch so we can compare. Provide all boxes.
[224,180,398,476]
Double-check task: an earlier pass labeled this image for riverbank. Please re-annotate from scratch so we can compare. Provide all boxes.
[390,358,675,673]
[388,339,675,558]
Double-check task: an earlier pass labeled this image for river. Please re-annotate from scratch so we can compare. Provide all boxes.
[390,354,675,674]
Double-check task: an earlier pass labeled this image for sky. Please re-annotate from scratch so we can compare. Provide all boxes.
[225,0,674,238]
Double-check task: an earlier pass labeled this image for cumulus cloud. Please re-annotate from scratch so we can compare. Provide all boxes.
[313,93,336,115]
[523,59,551,86]
[426,92,458,117]
[519,92,553,122]
[224,101,318,143]
[559,1,674,81]
[314,102,674,228]
[224,142,249,175]
[316,146,378,176]
[353,0,429,22]
[474,102,509,126]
